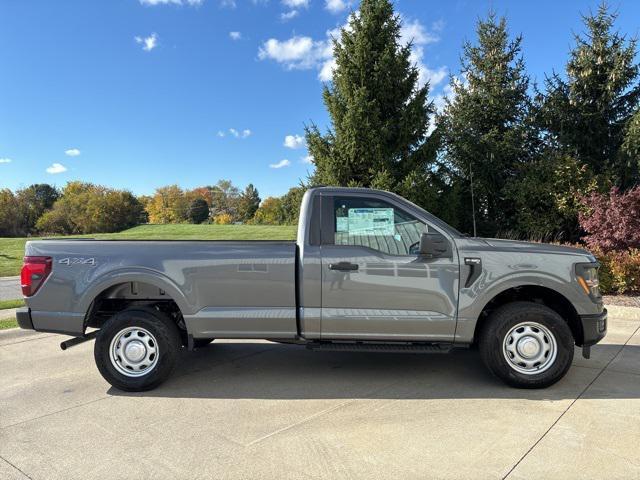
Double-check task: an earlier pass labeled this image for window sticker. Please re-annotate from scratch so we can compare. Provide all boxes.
[346,208,394,236]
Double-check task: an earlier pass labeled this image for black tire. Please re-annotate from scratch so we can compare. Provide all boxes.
[94,307,181,392]
[479,302,574,389]
[193,338,215,348]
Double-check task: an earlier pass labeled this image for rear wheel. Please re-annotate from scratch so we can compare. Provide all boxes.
[94,307,181,391]
[479,302,574,388]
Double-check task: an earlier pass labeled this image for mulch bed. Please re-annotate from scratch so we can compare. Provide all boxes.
[603,295,640,307]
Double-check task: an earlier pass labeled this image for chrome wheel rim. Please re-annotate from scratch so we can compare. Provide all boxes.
[502,322,557,375]
[109,327,159,377]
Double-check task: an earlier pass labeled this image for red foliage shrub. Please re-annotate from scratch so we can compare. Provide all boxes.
[579,187,640,251]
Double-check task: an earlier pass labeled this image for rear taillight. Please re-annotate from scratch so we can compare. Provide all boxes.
[21,256,52,297]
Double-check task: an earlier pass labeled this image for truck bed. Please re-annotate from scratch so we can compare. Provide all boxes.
[24,239,298,338]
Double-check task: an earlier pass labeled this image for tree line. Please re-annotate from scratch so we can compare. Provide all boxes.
[0,180,305,236]
[307,1,639,243]
[2,1,638,246]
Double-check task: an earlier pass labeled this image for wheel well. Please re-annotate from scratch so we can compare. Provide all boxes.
[85,282,186,338]
[473,285,583,345]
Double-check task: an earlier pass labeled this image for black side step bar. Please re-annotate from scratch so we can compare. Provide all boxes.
[307,342,452,354]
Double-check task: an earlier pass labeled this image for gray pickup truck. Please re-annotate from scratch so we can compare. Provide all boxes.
[17,187,607,391]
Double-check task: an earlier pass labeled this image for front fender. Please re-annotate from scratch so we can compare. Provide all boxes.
[455,269,585,344]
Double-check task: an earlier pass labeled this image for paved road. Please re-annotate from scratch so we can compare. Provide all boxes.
[0,277,20,302]
[1,306,639,480]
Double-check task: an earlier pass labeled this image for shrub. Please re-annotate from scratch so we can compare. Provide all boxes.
[579,186,640,251]
[213,213,233,225]
[590,247,640,294]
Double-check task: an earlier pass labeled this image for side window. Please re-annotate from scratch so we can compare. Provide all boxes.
[333,197,426,255]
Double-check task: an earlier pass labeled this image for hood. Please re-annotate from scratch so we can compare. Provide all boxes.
[457,237,593,257]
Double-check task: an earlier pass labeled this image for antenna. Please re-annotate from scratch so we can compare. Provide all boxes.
[469,160,477,237]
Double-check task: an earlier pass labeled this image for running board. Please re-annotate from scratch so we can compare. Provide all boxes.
[307,342,452,354]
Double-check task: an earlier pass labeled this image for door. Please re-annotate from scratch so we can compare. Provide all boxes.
[320,194,459,342]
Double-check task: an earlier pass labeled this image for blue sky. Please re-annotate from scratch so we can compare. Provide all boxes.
[1,0,639,199]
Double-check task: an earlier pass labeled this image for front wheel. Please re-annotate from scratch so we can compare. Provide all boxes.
[479,302,574,389]
[94,307,181,391]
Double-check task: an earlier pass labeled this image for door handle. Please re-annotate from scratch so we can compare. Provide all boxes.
[329,262,359,271]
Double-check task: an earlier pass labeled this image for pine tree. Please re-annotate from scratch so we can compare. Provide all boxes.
[237,184,261,222]
[187,198,210,224]
[438,13,535,236]
[541,3,640,188]
[305,0,435,192]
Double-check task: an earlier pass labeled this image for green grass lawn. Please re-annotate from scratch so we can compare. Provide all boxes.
[0,299,24,310]
[0,318,17,330]
[0,224,297,277]
[0,300,23,330]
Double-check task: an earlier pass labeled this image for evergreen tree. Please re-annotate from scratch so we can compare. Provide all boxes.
[438,13,536,236]
[187,198,210,224]
[280,186,306,225]
[541,3,640,188]
[305,0,436,194]
[237,184,261,222]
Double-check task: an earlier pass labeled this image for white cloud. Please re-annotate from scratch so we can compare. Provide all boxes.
[0,158,11,164]
[135,33,158,51]
[46,163,67,174]
[139,0,203,6]
[259,13,446,87]
[284,134,305,149]
[318,57,336,81]
[258,36,317,67]
[410,46,447,87]
[302,154,314,164]
[229,31,242,40]
[431,19,445,33]
[280,10,299,21]
[270,159,291,169]
[282,0,308,7]
[65,148,81,157]
[397,17,447,88]
[400,18,440,46]
[325,0,350,14]
[220,0,236,7]
[226,128,252,138]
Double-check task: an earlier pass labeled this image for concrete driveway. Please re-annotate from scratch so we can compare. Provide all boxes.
[1,306,639,480]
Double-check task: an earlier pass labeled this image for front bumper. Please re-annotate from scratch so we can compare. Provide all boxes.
[16,307,34,330]
[579,308,607,346]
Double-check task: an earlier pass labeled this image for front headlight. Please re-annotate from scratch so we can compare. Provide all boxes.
[575,262,601,300]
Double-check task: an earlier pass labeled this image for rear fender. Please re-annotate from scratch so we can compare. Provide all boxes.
[77,268,191,318]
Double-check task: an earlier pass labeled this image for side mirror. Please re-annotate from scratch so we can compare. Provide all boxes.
[420,232,451,258]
